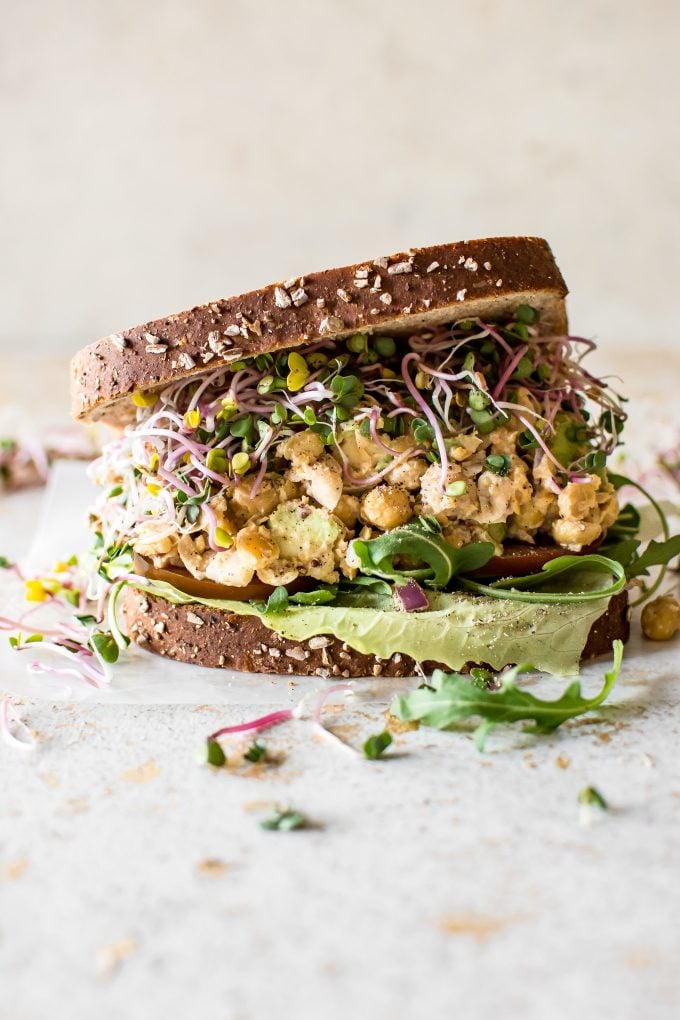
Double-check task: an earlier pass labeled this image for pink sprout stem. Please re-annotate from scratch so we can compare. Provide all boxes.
[402,353,449,487]
[209,708,296,742]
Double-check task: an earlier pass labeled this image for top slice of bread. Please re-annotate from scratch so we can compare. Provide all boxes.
[70,237,568,425]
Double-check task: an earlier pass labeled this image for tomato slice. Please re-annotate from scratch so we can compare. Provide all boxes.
[469,538,603,579]
[134,557,313,602]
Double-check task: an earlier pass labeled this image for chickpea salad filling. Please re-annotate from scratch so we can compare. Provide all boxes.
[87,305,632,603]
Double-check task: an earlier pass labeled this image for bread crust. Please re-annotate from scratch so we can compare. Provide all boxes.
[123,588,629,678]
[71,237,567,424]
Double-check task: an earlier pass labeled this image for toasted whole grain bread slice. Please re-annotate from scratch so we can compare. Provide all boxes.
[71,237,567,425]
[123,588,629,678]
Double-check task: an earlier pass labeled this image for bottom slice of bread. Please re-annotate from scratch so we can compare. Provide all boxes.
[123,588,630,678]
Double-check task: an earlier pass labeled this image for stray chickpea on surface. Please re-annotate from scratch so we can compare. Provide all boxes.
[641,595,680,642]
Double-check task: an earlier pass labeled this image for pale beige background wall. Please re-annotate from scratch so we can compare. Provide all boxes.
[2,0,679,357]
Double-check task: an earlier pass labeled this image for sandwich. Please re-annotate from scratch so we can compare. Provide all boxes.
[71,237,634,679]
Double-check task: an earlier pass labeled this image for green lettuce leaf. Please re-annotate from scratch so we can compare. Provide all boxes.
[131,575,613,676]
[390,640,623,750]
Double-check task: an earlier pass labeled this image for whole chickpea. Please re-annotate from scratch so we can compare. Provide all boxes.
[641,594,680,641]
[361,485,413,530]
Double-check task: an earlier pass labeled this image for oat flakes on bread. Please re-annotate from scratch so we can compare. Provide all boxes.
[71,237,567,424]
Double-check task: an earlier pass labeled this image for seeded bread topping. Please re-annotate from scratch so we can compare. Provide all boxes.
[70,237,568,424]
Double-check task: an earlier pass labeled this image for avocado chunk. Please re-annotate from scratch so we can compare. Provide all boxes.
[267,501,341,564]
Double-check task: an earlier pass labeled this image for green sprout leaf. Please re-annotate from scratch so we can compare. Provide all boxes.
[243,741,267,763]
[257,586,289,615]
[0,555,12,569]
[375,336,396,358]
[271,402,288,425]
[446,480,467,497]
[260,809,308,831]
[484,454,511,477]
[511,352,534,379]
[75,614,98,626]
[583,450,606,474]
[515,304,539,325]
[90,630,120,664]
[578,786,608,810]
[600,411,625,436]
[391,640,623,751]
[201,739,226,767]
[350,520,494,587]
[363,731,393,760]
[518,429,539,451]
[412,418,435,444]
[97,543,135,582]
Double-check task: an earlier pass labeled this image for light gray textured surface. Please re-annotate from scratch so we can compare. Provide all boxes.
[1,360,680,1019]
[2,639,680,1020]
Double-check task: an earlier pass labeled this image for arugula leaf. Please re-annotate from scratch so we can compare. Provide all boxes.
[391,640,623,751]
[350,520,494,587]
[600,538,640,569]
[608,472,669,540]
[607,502,641,541]
[625,536,680,578]
[459,554,626,604]
[340,575,393,597]
[608,471,677,605]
